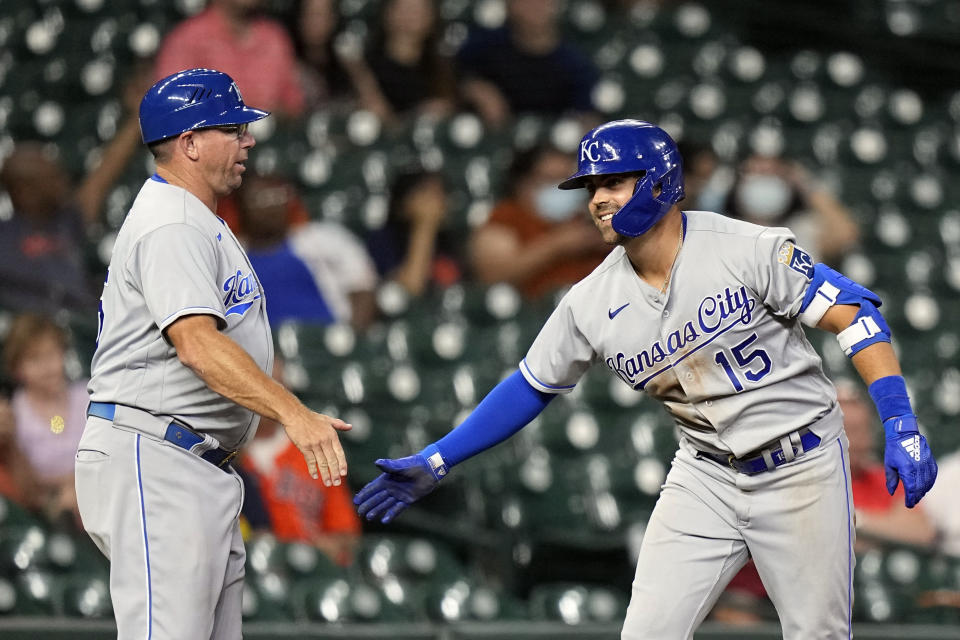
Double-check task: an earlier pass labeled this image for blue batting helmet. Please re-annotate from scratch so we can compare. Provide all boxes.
[558,119,685,237]
[139,68,270,144]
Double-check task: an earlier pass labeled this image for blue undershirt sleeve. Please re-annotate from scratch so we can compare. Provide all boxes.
[433,370,555,466]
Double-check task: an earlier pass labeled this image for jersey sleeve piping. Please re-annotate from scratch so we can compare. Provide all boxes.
[158,306,227,333]
[519,358,576,394]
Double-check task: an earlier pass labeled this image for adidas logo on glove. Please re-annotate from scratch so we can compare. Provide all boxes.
[901,435,922,462]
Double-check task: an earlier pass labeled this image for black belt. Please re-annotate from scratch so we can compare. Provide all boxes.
[87,402,238,471]
[698,428,821,475]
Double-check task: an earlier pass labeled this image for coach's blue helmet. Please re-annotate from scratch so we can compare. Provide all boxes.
[139,68,270,144]
[558,119,685,237]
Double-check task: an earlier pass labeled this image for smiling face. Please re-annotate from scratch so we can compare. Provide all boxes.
[582,172,643,245]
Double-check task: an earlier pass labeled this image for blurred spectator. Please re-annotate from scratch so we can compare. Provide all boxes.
[470,144,609,299]
[920,449,960,557]
[240,359,361,566]
[0,145,94,313]
[366,168,462,297]
[675,140,732,213]
[723,154,859,264]
[290,0,357,110]
[342,0,456,123]
[0,391,37,506]
[0,68,159,314]
[155,0,305,117]
[3,314,86,527]
[456,0,599,128]
[236,172,378,330]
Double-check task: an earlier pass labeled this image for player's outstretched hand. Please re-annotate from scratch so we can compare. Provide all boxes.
[283,409,352,486]
[882,414,937,508]
[353,448,446,524]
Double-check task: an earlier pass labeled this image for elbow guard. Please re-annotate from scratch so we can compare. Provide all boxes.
[836,299,891,356]
[798,263,891,357]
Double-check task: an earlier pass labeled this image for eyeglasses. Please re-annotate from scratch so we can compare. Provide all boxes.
[199,123,250,139]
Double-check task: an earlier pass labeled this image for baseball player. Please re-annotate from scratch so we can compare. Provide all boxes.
[75,68,350,639]
[354,120,938,638]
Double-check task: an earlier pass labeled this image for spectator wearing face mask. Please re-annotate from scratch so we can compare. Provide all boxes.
[724,154,859,265]
[469,144,610,299]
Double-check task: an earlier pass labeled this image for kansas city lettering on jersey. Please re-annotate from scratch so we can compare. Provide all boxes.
[605,285,757,388]
[222,269,261,316]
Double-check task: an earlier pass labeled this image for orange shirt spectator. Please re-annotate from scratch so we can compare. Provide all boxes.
[155,0,305,117]
[243,425,361,565]
[470,144,610,299]
[483,199,606,298]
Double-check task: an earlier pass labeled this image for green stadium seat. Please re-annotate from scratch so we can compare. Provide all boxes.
[357,535,464,585]
[13,570,57,615]
[0,525,50,576]
[0,576,16,616]
[422,578,526,622]
[292,576,352,622]
[529,582,629,624]
[0,496,42,529]
[59,573,112,619]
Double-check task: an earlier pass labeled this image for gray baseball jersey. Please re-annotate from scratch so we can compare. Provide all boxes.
[520,209,855,638]
[88,176,273,449]
[520,210,842,456]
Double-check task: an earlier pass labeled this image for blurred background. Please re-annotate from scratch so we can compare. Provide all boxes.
[1,0,959,637]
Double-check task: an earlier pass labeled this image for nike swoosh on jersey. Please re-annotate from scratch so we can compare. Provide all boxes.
[608,303,630,319]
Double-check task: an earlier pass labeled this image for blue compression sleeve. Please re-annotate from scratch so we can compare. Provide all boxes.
[433,370,556,466]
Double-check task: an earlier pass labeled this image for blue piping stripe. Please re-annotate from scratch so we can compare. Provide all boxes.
[837,437,853,639]
[160,306,222,325]
[135,435,153,639]
[635,317,745,389]
[521,359,576,390]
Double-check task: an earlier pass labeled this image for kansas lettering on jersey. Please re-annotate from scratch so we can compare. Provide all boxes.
[606,285,757,390]
[89,178,273,448]
[520,211,839,458]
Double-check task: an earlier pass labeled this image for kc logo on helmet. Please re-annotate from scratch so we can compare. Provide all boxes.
[581,140,601,162]
[580,140,621,163]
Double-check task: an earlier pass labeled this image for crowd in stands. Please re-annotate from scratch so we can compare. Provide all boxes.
[0,0,958,625]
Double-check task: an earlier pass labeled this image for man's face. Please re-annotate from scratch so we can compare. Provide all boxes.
[195,124,256,197]
[583,173,641,245]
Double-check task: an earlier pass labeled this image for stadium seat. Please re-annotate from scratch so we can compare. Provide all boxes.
[13,570,57,615]
[422,578,526,622]
[0,525,50,576]
[59,573,112,619]
[357,535,464,585]
[528,582,629,624]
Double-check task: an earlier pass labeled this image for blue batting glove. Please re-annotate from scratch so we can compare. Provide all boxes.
[353,444,449,524]
[883,414,937,508]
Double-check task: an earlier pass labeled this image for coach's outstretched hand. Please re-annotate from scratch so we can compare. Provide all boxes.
[354,445,448,523]
[883,414,937,508]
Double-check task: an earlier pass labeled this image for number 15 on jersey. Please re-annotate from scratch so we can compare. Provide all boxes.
[714,332,772,392]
